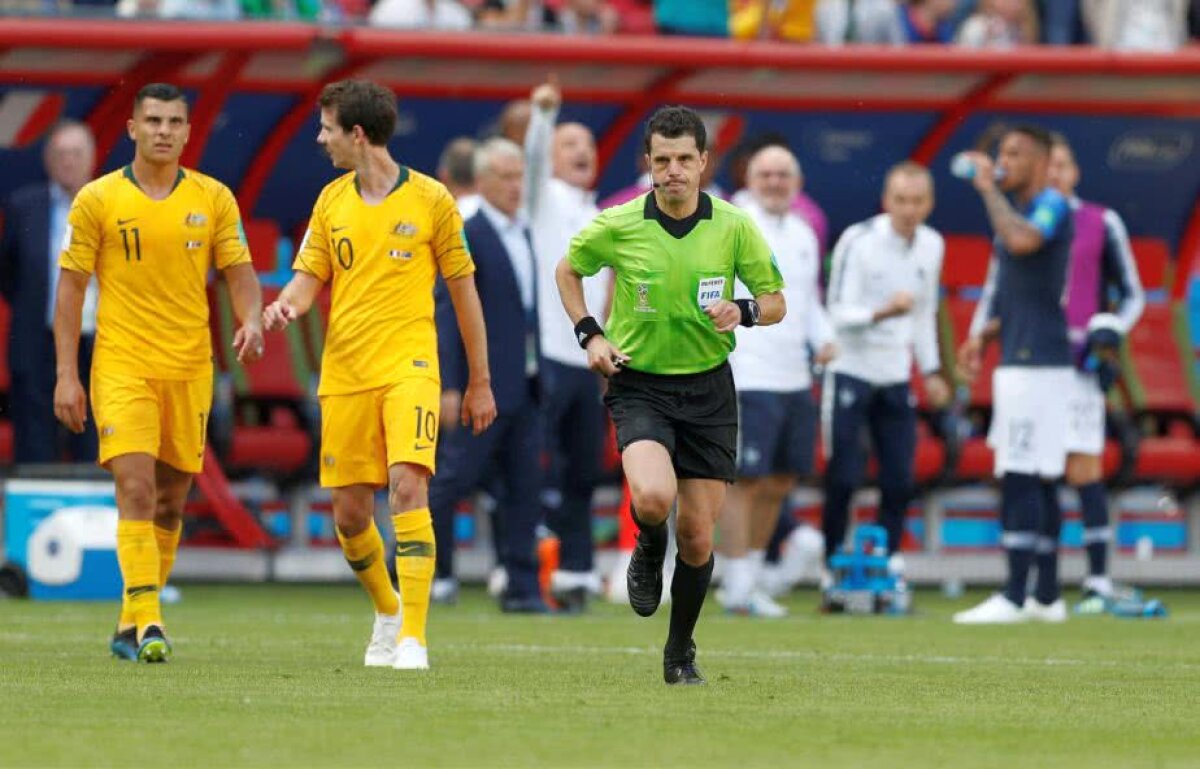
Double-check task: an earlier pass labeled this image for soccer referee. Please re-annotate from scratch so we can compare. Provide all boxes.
[556,106,785,685]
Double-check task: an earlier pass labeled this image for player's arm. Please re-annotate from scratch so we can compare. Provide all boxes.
[53,267,89,434]
[1101,208,1145,333]
[263,271,324,330]
[963,152,1055,257]
[444,274,497,434]
[223,263,264,365]
[915,243,950,408]
[523,78,559,220]
[959,255,1000,383]
[560,215,628,376]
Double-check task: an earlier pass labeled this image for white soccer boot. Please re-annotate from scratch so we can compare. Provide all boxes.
[393,637,430,670]
[365,602,402,667]
[953,593,1028,625]
[1023,597,1068,623]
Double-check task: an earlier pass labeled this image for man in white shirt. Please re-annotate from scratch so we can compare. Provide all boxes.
[722,145,835,618]
[524,78,606,610]
[823,162,949,579]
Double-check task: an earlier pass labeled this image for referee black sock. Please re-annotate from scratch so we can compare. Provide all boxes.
[631,504,668,556]
[666,554,714,657]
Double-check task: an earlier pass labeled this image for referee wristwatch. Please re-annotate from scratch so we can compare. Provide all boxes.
[734,298,760,327]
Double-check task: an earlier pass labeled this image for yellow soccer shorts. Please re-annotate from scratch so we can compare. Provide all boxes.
[91,371,214,474]
[319,376,441,488]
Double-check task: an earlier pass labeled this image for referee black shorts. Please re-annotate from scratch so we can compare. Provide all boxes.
[603,362,738,483]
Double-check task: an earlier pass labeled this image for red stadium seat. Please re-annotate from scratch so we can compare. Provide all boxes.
[1129,237,1172,293]
[243,218,281,274]
[0,298,10,395]
[941,234,993,291]
[1124,303,1196,417]
[212,283,315,475]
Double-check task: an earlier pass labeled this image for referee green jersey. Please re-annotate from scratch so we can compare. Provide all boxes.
[569,192,784,375]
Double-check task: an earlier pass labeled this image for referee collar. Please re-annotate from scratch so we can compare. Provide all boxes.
[644,191,713,240]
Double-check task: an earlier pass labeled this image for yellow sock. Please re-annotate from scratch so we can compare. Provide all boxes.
[116,520,162,635]
[154,523,182,588]
[393,508,435,646]
[337,522,400,617]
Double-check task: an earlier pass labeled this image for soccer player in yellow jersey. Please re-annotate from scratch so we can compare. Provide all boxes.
[263,80,496,671]
[53,83,265,663]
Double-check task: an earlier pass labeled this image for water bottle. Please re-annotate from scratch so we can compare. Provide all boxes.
[950,152,977,180]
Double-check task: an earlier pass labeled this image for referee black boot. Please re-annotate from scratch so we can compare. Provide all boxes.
[626,523,668,617]
[663,640,705,686]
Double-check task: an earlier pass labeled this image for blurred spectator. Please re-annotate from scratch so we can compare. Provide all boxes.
[1082,0,1189,50]
[729,133,829,254]
[655,0,730,35]
[498,99,532,145]
[241,0,322,19]
[956,0,1039,46]
[1042,0,1083,44]
[731,0,819,41]
[476,0,557,29]
[0,121,99,464]
[369,0,472,28]
[607,0,656,32]
[116,0,240,18]
[437,136,481,219]
[431,138,546,614]
[815,0,903,43]
[894,0,959,42]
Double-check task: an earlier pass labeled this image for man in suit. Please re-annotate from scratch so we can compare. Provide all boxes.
[0,121,99,463]
[431,137,546,613]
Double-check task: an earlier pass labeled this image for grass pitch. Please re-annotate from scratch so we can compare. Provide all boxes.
[1,584,1198,768]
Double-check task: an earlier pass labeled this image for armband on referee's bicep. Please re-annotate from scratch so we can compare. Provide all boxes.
[734,298,760,327]
[574,316,605,349]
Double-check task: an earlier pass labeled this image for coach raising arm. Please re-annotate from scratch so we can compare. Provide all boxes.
[555,106,784,685]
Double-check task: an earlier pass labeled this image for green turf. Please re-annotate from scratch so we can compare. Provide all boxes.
[2,584,1198,768]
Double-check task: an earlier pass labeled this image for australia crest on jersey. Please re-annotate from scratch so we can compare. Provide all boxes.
[185,212,207,227]
[393,221,418,237]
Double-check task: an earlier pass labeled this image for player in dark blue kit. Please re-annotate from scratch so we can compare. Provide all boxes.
[954,125,1075,625]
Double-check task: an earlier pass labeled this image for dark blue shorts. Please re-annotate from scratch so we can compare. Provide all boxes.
[737,389,817,478]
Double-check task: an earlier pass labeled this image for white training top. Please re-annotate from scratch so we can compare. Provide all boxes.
[826,213,943,385]
[523,104,607,368]
[730,197,834,392]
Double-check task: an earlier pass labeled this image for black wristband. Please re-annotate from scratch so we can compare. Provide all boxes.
[734,298,760,327]
[574,316,605,349]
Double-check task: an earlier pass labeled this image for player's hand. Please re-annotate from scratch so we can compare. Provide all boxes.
[233,323,265,365]
[875,291,914,322]
[440,389,463,433]
[531,76,561,112]
[704,300,742,333]
[924,373,952,410]
[262,299,297,331]
[585,335,629,377]
[814,342,837,366]
[964,151,997,194]
[462,379,497,435]
[957,336,983,383]
[54,374,88,435]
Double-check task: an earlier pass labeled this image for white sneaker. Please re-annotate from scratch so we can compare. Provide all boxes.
[746,590,788,618]
[393,637,429,670]
[953,593,1027,625]
[431,578,458,605]
[364,606,402,667]
[486,566,508,598]
[1023,597,1068,623]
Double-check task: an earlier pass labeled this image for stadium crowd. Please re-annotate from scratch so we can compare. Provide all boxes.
[0,0,1197,50]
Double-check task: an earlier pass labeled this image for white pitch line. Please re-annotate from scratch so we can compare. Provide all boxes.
[442,643,1200,672]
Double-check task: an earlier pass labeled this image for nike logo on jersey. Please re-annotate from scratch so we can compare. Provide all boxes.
[412,443,432,451]
[117,218,137,226]
[332,226,348,233]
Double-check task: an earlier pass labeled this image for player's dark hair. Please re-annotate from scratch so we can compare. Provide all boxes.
[318,80,397,147]
[643,106,707,155]
[134,83,187,116]
[1048,131,1071,151]
[1006,124,1054,154]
